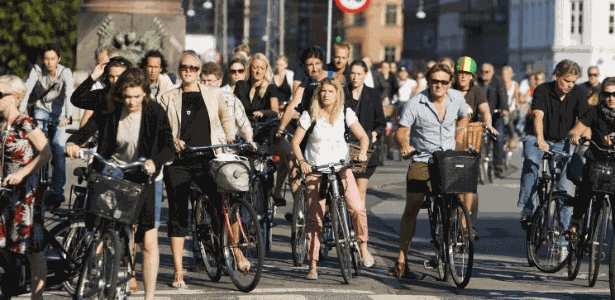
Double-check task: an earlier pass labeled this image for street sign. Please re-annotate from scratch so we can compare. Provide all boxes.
[335,0,371,13]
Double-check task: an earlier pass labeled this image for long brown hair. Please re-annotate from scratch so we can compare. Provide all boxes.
[106,68,151,113]
[310,77,345,124]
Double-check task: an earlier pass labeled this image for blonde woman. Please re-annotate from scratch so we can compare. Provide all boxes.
[0,75,52,300]
[233,53,280,120]
[291,77,373,280]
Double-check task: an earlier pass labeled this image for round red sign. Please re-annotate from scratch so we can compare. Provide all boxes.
[335,0,371,13]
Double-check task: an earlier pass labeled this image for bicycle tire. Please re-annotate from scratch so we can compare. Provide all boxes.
[446,198,474,288]
[609,220,615,299]
[222,198,264,292]
[194,198,222,282]
[567,214,585,281]
[434,199,449,282]
[73,229,121,300]
[588,199,609,287]
[331,195,353,284]
[527,196,567,273]
[250,177,270,256]
[47,218,89,296]
[266,189,275,255]
[344,200,361,277]
[291,185,308,267]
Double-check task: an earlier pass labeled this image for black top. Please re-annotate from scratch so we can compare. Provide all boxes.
[71,76,111,112]
[580,105,615,162]
[348,85,386,167]
[275,74,292,105]
[181,92,211,147]
[579,81,601,100]
[297,76,353,114]
[234,80,279,117]
[374,72,398,100]
[477,75,509,114]
[453,84,487,122]
[293,65,308,84]
[532,81,590,141]
[326,62,351,86]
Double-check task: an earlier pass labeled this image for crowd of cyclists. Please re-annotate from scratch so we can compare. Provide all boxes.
[0,39,615,299]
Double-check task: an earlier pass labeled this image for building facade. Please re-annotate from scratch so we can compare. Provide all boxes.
[344,0,404,62]
[509,0,615,81]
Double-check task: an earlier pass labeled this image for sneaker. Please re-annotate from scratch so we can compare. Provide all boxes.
[423,258,438,270]
[46,193,65,209]
[284,212,293,223]
[558,245,569,263]
[520,217,532,231]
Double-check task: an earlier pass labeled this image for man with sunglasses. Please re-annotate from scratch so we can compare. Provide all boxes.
[477,62,509,178]
[157,50,234,288]
[390,62,469,279]
[518,60,589,262]
[578,66,601,104]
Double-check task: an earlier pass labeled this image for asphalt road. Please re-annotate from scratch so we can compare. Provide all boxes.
[8,149,615,299]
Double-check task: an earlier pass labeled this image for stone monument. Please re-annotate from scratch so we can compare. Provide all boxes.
[76,0,185,73]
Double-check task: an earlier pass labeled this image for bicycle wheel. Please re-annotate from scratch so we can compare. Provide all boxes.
[609,223,615,300]
[331,196,353,284]
[589,199,609,287]
[344,201,361,277]
[567,214,585,281]
[291,185,308,266]
[250,177,270,256]
[194,198,222,282]
[222,198,264,292]
[527,196,567,273]
[47,218,89,295]
[74,229,121,300]
[446,198,474,288]
[429,198,448,282]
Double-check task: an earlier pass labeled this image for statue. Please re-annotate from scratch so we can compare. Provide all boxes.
[97,16,167,64]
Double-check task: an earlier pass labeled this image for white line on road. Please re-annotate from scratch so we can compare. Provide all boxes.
[369,296,441,300]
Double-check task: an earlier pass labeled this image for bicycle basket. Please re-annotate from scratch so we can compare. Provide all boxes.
[208,154,251,192]
[431,150,479,194]
[587,160,615,194]
[88,172,146,224]
[348,143,374,173]
[458,122,484,153]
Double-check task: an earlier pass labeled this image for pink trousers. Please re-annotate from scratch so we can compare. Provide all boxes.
[305,168,368,262]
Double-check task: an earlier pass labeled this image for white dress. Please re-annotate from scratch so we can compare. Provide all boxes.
[299,107,358,166]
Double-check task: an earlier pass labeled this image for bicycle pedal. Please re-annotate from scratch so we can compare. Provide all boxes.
[423,259,437,270]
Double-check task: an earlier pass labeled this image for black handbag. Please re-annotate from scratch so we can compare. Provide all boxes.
[88,171,146,224]
[431,150,479,194]
[586,160,615,194]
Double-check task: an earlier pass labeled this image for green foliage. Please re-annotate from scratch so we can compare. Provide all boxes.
[0,0,81,78]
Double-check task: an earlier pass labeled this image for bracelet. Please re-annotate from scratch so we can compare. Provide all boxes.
[456,127,467,132]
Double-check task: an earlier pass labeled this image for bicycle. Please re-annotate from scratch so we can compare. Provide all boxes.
[404,150,475,289]
[568,137,613,287]
[310,160,363,284]
[478,125,497,185]
[0,181,88,300]
[526,144,573,273]
[72,150,153,300]
[34,117,73,202]
[187,143,264,292]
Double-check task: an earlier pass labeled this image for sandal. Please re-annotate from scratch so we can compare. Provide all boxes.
[386,261,408,279]
[565,225,579,244]
[129,277,138,293]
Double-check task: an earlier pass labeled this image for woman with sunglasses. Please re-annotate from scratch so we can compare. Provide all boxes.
[66,68,174,300]
[567,77,615,241]
[157,50,235,289]
[0,75,52,300]
[222,55,248,94]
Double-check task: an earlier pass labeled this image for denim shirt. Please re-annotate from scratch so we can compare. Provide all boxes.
[398,89,469,163]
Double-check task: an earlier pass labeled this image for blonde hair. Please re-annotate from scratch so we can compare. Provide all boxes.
[310,77,345,124]
[248,53,273,98]
[0,75,27,107]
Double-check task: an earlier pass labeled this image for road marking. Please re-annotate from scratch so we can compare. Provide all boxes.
[249,288,374,294]
[492,183,521,188]
[237,295,306,300]
[370,296,441,300]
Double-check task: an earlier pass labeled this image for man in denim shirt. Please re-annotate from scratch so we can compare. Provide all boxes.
[390,63,469,279]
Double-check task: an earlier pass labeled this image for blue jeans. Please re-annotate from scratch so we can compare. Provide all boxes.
[518,135,574,238]
[492,115,506,167]
[33,109,67,196]
[154,178,163,228]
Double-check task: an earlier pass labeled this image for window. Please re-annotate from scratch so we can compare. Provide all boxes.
[384,45,396,62]
[351,43,362,61]
[610,4,615,34]
[610,16,614,34]
[353,12,366,26]
[385,4,397,26]
[579,14,583,33]
[571,15,575,34]
[611,3,614,11]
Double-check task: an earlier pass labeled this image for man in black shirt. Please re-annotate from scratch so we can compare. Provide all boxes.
[326,42,351,85]
[157,51,234,288]
[518,60,589,246]
[578,66,601,105]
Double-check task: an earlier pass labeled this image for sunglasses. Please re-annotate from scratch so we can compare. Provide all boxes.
[481,70,491,74]
[430,79,450,86]
[589,73,600,77]
[179,65,200,73]
[602,91,615,98]
[230,69,245,74]
[0,92,12,99]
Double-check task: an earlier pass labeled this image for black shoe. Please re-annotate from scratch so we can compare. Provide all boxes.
[46,193,65,209]
[520,217,532,230]
[285,211,293,223]
[273,196,287,207]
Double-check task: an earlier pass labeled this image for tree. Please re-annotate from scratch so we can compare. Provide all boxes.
[0,0,80,78]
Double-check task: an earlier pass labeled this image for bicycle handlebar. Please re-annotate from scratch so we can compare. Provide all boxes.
[70,149,152,174]
[578,137,615,154]
[184,142,252,153]
[484,125,498,142]
[34,116,73,126]
[311,160,352,174]
[533,143,572,158]
[401,149,421,160]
